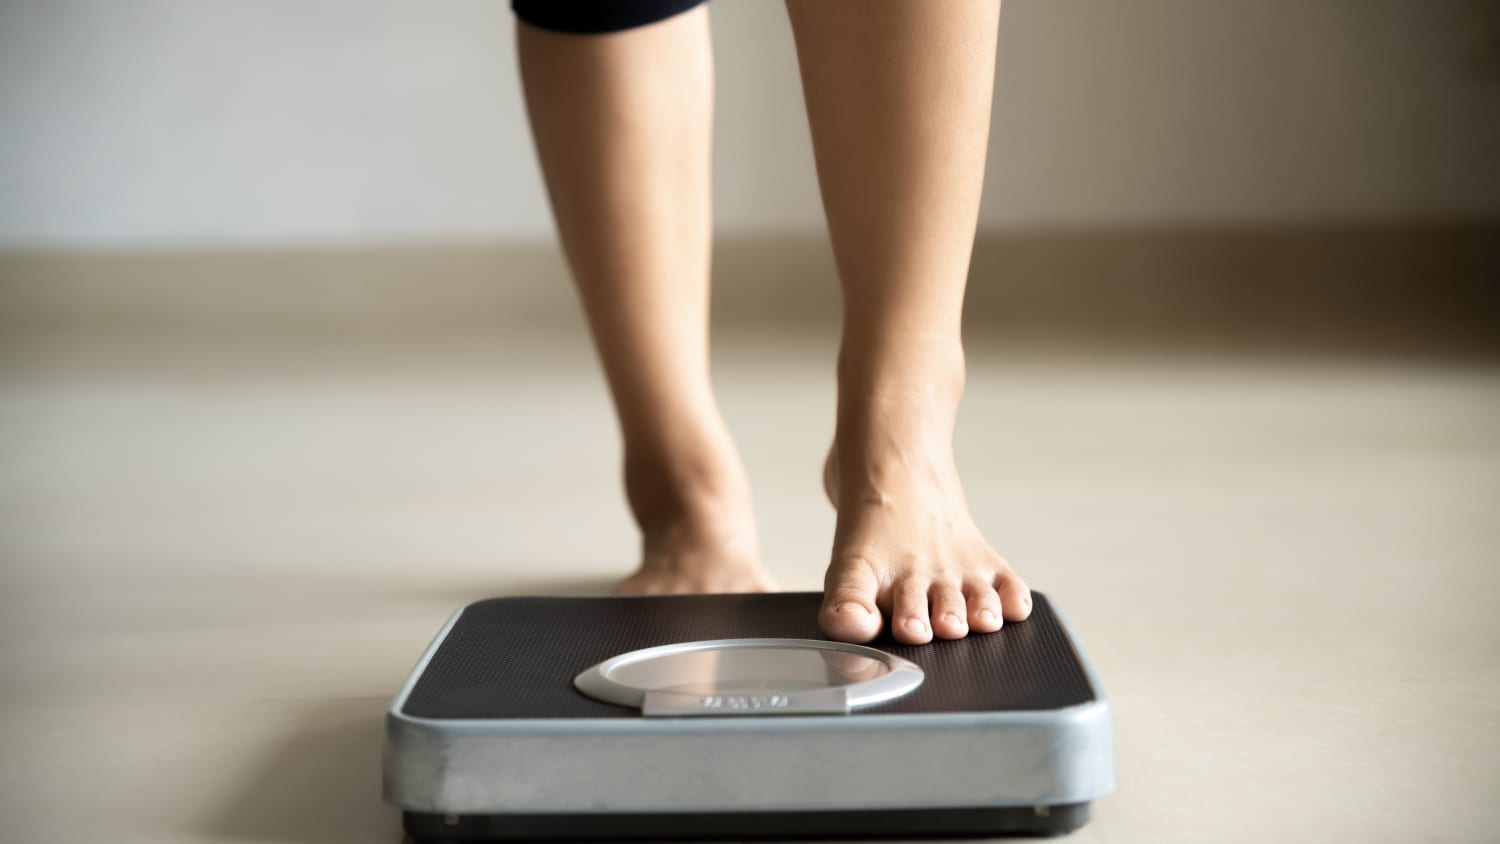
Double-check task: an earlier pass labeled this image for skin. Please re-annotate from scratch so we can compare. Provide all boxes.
[517,1,1031,644]
[518,8,772,595]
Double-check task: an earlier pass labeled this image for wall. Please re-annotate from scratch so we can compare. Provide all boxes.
[1,0,1497,248]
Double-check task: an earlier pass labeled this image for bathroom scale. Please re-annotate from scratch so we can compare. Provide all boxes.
[384,591,1113,841]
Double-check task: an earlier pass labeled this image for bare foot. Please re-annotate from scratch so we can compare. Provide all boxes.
[614,425,777,595]
[819,360,1031,645]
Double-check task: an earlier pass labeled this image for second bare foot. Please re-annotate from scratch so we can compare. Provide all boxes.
[614,425,777,595]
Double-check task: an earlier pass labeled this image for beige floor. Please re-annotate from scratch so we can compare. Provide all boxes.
[1,325,1497,844]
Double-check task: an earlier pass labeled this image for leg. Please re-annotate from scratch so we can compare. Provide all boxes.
[785,0,1031,643]
[517,6,773,593]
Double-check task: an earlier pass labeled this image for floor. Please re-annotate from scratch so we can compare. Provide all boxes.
[1,322,1497,843]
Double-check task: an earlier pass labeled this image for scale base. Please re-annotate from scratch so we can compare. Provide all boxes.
[404,803,1091,841]
[385,592,1112,841]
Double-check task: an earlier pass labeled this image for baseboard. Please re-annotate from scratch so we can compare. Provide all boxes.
[2,224,1496,356]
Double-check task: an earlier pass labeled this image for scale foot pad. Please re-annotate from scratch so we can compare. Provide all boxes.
[405,803,1091,840]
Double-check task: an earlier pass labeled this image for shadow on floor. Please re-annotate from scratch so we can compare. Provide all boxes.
[206,697,399,844]
[201,575,618,844]
[485,573,619,598]
[380,572,620,611]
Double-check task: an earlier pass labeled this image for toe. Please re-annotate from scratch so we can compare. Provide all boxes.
[890,574,933,645]
[962,578,1004,632]
[995,571,1033,622]
[928,580,969,639]
[819,558,884,643]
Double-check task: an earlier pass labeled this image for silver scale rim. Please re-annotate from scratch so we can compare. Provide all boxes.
[574,637,925,715]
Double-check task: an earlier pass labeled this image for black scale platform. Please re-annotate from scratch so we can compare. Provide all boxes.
[403,591,1095,720]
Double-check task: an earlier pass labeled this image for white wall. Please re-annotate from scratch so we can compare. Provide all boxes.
[1,0,1496,248]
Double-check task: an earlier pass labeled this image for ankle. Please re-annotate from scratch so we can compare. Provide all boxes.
[836,333,965,407]
[836,336,964,438]
[830,338,966,500]
[623,425,752,534]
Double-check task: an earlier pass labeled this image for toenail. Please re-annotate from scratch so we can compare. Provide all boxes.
[942,612,963,626]
[834,602,869,615]
[979,609,997,625]
[905,617,928,635]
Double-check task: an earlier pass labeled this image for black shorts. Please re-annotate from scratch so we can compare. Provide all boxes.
[513,0,708,35]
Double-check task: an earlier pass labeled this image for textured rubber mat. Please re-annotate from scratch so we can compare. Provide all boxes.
[400,591,1095,719]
